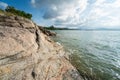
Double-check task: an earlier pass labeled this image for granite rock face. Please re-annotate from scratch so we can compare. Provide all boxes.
[0,14,83,80]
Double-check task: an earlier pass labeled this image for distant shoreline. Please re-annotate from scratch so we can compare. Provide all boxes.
[43,26,120,31]
[50,29,120,31]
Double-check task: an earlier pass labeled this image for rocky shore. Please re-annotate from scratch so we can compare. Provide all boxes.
[38,26,56,36]
[0,14,83,80]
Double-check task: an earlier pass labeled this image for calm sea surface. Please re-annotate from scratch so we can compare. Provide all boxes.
[52,30,120,80]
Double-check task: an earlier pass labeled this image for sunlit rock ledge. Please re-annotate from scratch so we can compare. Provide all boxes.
[0,14,83,80]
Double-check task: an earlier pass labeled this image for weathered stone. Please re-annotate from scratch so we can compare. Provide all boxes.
[0,14,83,80]
[0,14,35,28]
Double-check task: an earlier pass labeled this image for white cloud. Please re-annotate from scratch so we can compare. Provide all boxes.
[31,0,35,4]
[31,0,36,7]
[31,0,120,28]
[86,0,120,28]
[31,0,87,19]
[0,1,8,9]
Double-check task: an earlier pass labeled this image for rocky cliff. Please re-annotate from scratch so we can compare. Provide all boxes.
[0,14,83,80]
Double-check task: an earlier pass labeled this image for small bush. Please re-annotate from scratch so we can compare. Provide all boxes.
[5,6,32,19]
[0,8,4,13]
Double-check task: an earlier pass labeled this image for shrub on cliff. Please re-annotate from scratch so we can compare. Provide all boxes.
[0,8,4,12]
[0,8,4,13]
[5,6,32,19]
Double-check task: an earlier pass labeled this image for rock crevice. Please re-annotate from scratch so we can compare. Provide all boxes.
[35,29,40,50]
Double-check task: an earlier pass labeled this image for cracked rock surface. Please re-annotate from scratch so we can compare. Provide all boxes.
[0,14,83,80]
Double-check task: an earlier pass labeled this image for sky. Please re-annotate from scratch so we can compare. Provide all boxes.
[0,0,120,29]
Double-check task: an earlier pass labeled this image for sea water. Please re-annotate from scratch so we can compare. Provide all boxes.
[52,30,120,80]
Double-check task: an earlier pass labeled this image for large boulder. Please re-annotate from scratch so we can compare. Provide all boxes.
[0,14,83,80]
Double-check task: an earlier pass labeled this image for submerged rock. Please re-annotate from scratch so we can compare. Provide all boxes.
[0,14,83,80]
